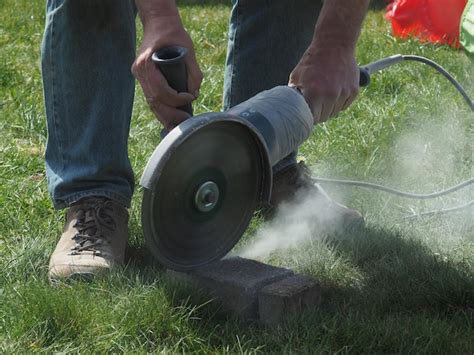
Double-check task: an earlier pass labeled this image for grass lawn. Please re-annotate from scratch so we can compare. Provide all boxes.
[1,0,473,352]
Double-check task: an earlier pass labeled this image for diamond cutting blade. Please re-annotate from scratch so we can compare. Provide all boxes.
[141,116,268,271]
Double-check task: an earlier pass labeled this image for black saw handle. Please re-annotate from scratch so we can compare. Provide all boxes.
[359,55,405,87]
[359,67,371,87]
[152,46,193,116]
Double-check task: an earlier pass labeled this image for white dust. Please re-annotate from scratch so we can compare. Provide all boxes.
[237,105,472,260]
[237,187,348,260]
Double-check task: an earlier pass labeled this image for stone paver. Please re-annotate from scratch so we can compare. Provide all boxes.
[168,257,321,322]
[167,256,293,318]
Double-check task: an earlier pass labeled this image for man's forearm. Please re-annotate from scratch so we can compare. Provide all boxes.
[135,0,180,26]
[313,0,370,52]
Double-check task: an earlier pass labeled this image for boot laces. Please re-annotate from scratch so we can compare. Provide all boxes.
[69,198,117,256]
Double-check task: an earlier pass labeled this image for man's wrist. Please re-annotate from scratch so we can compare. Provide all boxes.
[141,14,183,36]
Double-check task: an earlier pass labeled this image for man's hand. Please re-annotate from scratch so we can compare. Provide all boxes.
[289,0,369,124]
[132,1,202,130]
[290,45,360,124]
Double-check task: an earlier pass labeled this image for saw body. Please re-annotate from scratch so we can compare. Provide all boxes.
[141,47,474,271]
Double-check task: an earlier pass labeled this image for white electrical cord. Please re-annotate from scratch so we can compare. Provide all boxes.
[314,177,473,218]
[313,177,474,199]
[323,54,474,219]
[404,200,474,219]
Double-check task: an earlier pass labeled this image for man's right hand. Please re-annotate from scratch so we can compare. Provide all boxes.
[289,0,369,125]
[132,1,202,130]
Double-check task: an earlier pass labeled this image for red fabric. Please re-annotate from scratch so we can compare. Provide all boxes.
[386,0,467,48]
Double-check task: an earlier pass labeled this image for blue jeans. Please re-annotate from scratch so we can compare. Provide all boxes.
[41,0,321,209]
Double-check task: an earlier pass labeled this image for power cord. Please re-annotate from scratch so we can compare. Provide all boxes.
[325,54,474,218]
[360,54,474,111]
[313,176,473,218]
[313,177,473,199]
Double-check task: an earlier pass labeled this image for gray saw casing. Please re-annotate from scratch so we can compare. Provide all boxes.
[140,86,313,270]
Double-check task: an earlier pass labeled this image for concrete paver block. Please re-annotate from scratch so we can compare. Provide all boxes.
[258,275,321,324]
[167,256,293,318]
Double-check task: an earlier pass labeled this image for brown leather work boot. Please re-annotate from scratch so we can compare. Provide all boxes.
[48,197,129,283]
[263,162,364,232]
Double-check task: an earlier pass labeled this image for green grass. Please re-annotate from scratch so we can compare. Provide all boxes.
[1,0,473,352]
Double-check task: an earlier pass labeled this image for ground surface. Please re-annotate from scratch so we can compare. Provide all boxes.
[1,0,473,353]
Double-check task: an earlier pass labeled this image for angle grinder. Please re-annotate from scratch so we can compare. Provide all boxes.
[140,46,473,271]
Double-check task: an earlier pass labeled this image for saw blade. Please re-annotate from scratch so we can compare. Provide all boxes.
[142,119,265,271]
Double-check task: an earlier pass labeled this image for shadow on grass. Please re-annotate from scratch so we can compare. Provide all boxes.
[124,222,472,317]
[323,226,473,315]
[139,224,473,352]
[116,216,473,351]
[178,228,470,318]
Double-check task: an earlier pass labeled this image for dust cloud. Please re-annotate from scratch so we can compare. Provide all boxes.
[237,106,473,260]
[237,187,348,260]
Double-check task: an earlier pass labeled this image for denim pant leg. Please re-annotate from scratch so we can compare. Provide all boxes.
[223,0,322,173]
[41,0,136,209]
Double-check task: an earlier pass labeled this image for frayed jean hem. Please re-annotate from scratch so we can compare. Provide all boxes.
[53,190,131,209]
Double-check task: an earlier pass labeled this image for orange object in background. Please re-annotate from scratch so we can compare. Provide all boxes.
[386,0,468,48]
